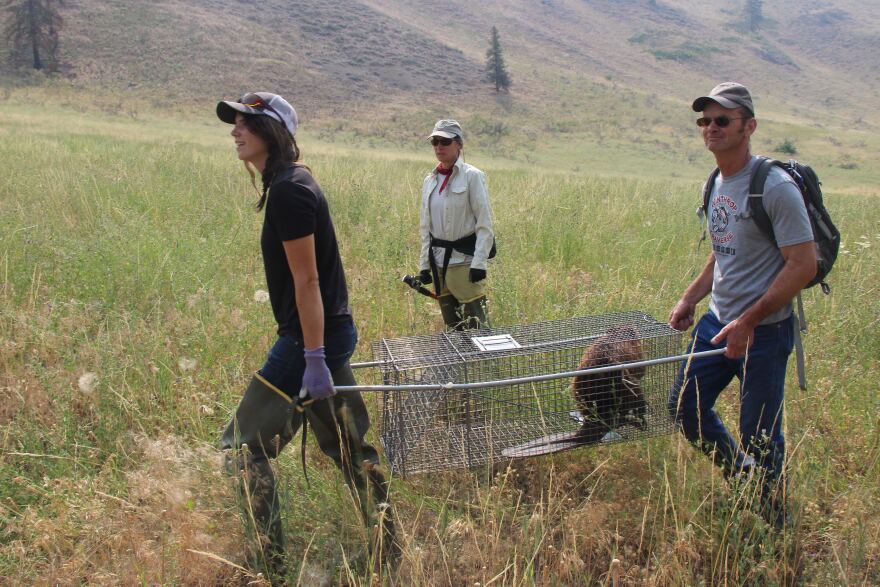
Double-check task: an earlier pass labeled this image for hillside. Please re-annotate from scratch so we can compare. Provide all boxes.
[3,0,878,124]
[2,0,879,191]
[41,0,483,118]
[363,0,880,121]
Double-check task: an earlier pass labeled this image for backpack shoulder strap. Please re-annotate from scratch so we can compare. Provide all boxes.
[748,156,779,244]
[702,167,721,217]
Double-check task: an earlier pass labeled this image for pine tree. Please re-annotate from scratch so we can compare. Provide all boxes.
[745,0,763,33]
[3,0,65,71]
[485,26,512,93]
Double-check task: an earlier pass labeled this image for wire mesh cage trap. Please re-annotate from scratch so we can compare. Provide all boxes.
[371,311,684,476]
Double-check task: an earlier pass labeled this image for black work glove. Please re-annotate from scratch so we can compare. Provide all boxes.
[419,269,432,285]
[469,268,487,283]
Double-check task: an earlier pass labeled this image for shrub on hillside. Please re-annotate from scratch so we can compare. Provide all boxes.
[775,138,798,155]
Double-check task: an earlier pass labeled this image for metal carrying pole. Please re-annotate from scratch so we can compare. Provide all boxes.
[350,359,385,369]
[348,332,636,370]
[336,347,726,393]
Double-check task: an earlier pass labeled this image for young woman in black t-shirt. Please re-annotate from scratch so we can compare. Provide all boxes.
[215,92,394,578]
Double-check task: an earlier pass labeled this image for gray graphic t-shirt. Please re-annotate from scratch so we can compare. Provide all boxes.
[706,156,813,325]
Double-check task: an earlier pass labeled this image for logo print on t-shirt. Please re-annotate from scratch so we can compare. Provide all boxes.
[711,206,729,234]
[710,194,737,251]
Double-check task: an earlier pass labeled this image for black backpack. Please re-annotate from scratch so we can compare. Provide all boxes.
[702,157,840,294]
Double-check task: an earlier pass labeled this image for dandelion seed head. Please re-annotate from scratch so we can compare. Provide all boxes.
[178,357,197,371]
[78,372,98,394]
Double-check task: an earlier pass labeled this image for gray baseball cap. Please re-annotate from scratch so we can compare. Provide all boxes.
[428,119,463,141]
[692,82,755,116]
[216,92,298,137]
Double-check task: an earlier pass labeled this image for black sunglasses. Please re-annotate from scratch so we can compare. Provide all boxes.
[431,137,455,146]
[240,92,284,123]
[696,115,746,128]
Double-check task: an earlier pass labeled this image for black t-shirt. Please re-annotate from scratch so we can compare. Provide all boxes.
[261,165,350,336]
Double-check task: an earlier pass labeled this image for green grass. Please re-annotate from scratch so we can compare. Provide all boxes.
[0,98,878,585]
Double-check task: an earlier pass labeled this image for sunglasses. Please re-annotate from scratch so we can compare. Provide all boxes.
[240,92,283,123]
[431,137,455,146]
[696,116,746,128]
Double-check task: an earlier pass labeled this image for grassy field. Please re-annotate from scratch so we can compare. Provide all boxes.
[0,98,878,586]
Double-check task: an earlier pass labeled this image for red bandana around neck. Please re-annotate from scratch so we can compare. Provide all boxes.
[435,164,453,194]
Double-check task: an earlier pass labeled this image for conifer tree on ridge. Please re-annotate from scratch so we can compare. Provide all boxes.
[485,26,512,93]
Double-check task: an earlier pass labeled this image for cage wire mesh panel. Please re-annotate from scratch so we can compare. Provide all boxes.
[371,311,683,476]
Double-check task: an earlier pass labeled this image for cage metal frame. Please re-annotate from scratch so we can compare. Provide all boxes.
[330,311,699,476]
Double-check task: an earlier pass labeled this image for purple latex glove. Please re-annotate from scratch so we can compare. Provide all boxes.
[302,346,336,400]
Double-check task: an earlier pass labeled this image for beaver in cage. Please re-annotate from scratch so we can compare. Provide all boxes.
[571,324,648,443]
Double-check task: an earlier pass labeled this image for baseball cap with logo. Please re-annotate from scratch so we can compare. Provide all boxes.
[427,119,464,141]
[692,82,755,116]
[216,92,298,137]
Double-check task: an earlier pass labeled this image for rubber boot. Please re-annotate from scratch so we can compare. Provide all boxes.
[461,296,489,330]
[364,463,398,562]
[241,455,287,578]
[220,375,295,458]
[438,294,463,331]
[304,365,398,566]
[221,376,296,581]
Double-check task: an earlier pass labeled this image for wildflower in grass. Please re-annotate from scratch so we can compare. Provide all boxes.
[78,372,98,394]
[178,357,197,371]
[253,289,270,303]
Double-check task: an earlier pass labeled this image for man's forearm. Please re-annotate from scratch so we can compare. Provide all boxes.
[669,254,715,331]
[739,255,815,327]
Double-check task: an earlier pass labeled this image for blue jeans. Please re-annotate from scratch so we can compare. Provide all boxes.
[259,317,358,396]
[254,316,380,467]
[668,311,794,481]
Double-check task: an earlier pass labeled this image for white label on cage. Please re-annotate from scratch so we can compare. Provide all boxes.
[471,334,522,352]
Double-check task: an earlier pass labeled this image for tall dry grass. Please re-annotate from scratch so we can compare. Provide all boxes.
[0,99,877,585]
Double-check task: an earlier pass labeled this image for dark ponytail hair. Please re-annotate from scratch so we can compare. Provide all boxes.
[240,113,308,211]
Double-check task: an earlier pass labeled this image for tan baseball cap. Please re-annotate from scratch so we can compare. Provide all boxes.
[427,119,463,141]
[692,82,754,116]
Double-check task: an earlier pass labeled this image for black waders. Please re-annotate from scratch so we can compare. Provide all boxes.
[439,294,489,331]
[220,366,396,580]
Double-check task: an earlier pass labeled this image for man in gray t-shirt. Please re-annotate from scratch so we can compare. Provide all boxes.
[707,156,814,324]
[667,82,816,527]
